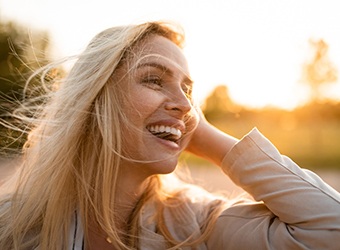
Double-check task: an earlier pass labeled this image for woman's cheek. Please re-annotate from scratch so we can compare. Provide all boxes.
[133,89,165,113]
[187,107,199,131]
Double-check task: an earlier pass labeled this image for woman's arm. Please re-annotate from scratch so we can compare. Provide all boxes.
[186,113,340,249]
[185,112,238,167]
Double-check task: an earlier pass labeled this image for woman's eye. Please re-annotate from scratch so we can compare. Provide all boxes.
[182,83,193,99]
[141,76,163,89]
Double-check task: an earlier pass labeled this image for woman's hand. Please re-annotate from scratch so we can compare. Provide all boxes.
[185,107,239,167]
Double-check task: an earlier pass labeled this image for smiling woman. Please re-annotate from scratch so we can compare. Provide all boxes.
[0,21,339,250]
[113,34,197,175]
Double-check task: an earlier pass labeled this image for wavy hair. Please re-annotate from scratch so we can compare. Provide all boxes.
[0,21,226,250]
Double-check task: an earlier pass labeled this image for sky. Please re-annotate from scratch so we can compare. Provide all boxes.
[1,0,340,110]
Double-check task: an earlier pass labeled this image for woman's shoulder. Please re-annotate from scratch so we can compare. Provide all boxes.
[162,182,231,223]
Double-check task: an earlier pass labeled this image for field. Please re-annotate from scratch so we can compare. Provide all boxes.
[206,115,340,170]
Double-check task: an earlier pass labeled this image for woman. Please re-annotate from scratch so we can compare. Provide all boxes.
[0,21,339,250]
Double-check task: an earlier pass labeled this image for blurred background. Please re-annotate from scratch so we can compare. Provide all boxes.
[0,0,339,192]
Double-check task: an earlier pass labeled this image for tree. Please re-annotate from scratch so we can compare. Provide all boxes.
[299,39,338,159]
[301,39,338,102]
[0,21,50,98]
[0,20,52,155]
[202,85,239,121]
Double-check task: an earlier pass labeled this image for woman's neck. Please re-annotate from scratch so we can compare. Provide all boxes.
[86,172,151,249]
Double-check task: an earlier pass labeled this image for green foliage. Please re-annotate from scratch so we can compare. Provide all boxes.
[0,21,50,97]
[0,20,51,156]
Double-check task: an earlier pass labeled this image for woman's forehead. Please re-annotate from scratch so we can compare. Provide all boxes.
[131,35,189,74]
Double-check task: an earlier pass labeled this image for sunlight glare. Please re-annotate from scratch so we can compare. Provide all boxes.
[1,0,340,110]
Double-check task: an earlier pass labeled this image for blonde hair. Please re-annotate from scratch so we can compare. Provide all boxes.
[0,21,225,249]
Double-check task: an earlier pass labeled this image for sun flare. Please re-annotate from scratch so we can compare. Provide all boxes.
[1,0,340,110]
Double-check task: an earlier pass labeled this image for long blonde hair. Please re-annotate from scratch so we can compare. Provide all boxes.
[0,21,225,250]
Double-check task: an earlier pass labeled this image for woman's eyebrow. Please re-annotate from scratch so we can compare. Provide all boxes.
[137,62,169,72]
[137,62,193,84]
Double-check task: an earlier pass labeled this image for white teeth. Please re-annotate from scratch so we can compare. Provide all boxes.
[171,127,180,137]
[147,125,182,138]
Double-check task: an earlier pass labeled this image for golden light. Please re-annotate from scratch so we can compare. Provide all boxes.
[1,0,340,110]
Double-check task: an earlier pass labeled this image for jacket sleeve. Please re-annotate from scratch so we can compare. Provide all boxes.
[207,128,340,250]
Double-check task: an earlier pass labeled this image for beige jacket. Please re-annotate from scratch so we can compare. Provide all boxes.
[70,128,340,249]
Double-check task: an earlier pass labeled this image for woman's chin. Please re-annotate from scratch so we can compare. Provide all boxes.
[149,158,179,175]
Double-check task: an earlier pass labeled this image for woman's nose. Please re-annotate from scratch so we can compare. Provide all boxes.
[164,90,192,117]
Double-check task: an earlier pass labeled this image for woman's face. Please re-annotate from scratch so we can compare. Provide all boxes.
[115,35,197,177]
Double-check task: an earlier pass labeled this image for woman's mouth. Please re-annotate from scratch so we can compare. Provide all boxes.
[146,125,183,143]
